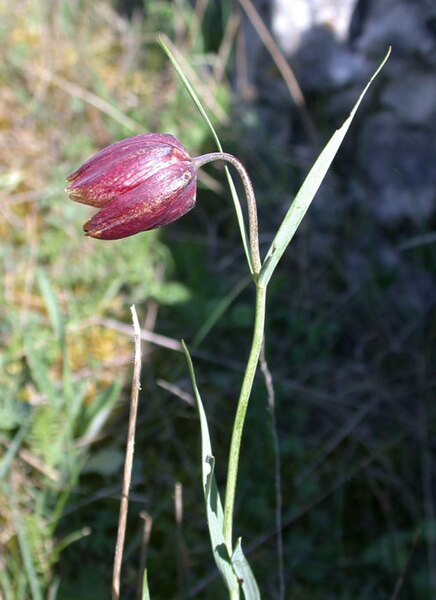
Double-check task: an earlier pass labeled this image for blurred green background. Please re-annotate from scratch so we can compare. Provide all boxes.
[1,1,434,598]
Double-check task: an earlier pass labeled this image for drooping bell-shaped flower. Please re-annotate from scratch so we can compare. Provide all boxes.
[66,134,196,240]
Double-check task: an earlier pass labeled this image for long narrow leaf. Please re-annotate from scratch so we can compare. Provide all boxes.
[0,566,14,600]
[192,278,250,348]
[37,269,64,343]
[259,48,391,287]
[141,569,151,600]
[36,268,74,400]
[0,419,31,481]
[232,538,260,600]
[182,341,238,593]
[79,382,123,445]
[159,34,253,274]
[9,491,43,600]
[24,339,59,405]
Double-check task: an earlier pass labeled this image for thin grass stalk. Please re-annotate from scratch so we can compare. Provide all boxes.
[112,305,142,600]
[237,0,318,145]
[159,34,254,275]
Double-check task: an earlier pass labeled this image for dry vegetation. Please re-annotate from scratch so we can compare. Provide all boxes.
[0,1,228,596]
[1,1,434,599]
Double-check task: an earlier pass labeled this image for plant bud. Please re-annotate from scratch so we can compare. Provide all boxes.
[66,134,196,240]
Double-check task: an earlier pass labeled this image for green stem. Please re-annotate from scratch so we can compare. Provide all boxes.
[223,282,267,553]
[229,587,239,600]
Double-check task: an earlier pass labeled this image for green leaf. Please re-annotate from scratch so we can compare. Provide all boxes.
[0,418,31,482]
[151,281,191,305]
[37,268,64,343]
[25,339,58,405]
[37,268,74,400]
[53,527,90,558]
[141,569,151,600]
[82,448,124,477]
[9,490,43,600]
[192,278,249,347]
[232,538,260,600]
[259,48,391,288]
[182,341,238,594]
[79,381,122,444]
[159,34,253,275]
[0,565,14,600]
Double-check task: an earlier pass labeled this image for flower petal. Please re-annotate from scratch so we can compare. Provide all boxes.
[66,134,191,208]
[83,162,196,240]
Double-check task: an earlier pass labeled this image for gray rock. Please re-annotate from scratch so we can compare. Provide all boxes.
[238,0,436,229]
[381,72,436,125]
[272,0,358,55]
[354,112,436,226]
[352,0,435,59]
[292,25,367,92]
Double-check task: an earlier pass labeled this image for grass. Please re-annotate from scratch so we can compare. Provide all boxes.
[1,0,223,596]
[1,0,435,599]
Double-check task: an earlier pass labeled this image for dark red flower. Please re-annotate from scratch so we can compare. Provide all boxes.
[66,134,196,240]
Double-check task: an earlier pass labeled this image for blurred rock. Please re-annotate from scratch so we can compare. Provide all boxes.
[292,25,367,92]
[381,72,436,125]
[351,0,436,61]
[238,0,436,226]
[355,112,435,227]
[235,0,436,358]
[272,0,358,54]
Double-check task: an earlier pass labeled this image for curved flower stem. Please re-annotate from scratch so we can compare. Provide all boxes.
[223,282,267,553]
[194,152,262,276]
[195,151,264,592]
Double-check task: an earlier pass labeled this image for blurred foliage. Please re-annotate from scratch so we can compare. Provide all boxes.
[1,0,434,599]
[0,0,230,596]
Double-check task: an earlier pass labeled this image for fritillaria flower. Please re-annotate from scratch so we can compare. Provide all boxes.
[66,134,197,240]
